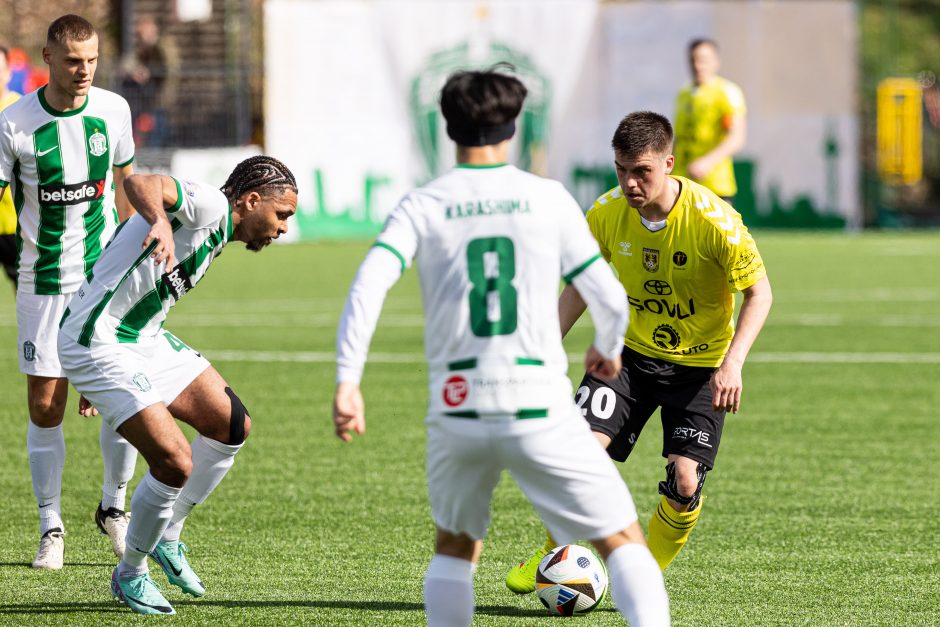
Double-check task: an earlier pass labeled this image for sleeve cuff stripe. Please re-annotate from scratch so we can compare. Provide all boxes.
[0,180,8,188]
[563,253,602,284]
[373,241,406,273]
[114,156,134,168]
[167,178,184,213]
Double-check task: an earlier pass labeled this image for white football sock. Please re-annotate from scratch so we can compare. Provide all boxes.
[424,554,475,627]
[119,472,181,576]
[161,436,241,542]
[27,422,65,535]
[100,422,137,511]
[606,543,671,627]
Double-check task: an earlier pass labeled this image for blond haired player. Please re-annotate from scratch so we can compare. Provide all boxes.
[0,14,137,569]
[672,38,747,202]
[506,111,772,591]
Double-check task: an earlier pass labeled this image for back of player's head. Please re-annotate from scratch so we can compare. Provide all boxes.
[47,14,97,48]
[688,38,719,56]
[221,156,298,201]
[611,111,673,158]
[440,65,527,147]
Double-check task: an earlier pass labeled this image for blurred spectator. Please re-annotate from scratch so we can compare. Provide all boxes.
[0,45,21,289]
[672,39,747,203]
[119,16,180,147]
[7,47,48,95]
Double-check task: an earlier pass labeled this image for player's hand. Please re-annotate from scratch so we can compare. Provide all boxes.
[687,157,712,181]
[333,382,366,442]
[78,395,99,417]
[710,358,743,413]
[142,217,176,270]
[585,345,621,381]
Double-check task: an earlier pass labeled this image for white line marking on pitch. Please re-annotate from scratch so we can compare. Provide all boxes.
[204,350,940,365]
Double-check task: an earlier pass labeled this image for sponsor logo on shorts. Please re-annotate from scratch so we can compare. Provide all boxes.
[672,426,713,448]
[652,323,680,350]
[162,266,193,301]
[442,375,468,407]
[38,179,106,206]
[673,251,688,266]
[644,279,672,296]
[643,247,660,272]
[132,372,152,393]
[23,340,36,362]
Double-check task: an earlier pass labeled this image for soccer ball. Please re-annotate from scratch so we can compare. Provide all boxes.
[535,544,608,616]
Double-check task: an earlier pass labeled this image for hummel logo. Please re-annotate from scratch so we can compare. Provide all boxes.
[37,146,58,157]
[618,241,633,256]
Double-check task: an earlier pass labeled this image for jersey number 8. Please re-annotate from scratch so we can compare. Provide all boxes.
[466,237,517,337]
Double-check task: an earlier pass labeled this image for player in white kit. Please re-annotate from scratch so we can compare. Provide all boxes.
[0,14,138,568]
[333,68,670,626]
[58,156,297,615]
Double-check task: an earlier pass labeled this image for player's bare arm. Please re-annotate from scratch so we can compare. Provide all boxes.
[123,173,176,269]
[584,345,622,381]
[558,283,587,338]
[112,163,136,221]
[332,382,365,442]
[710,275,772,413]
[688,113,747,180]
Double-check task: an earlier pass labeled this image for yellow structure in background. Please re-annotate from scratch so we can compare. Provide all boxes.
[877,78,922,185]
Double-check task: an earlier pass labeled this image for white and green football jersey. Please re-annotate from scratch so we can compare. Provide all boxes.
[59,178,232,347]
[0,86,134,295]
[338,164,626,416]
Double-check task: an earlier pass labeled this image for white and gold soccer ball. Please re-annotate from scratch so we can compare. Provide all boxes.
[535,544,608,616]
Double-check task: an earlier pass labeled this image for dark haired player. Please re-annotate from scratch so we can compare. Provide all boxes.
[58,156,297,615]
[0,14,138,569]
[506,111,772,591]
[333,70,670,626]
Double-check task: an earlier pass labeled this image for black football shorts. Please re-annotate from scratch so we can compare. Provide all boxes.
[575,347,725,468]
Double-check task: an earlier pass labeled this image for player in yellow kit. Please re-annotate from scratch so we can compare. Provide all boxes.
[505,111,772,592]
[672,38,746,201]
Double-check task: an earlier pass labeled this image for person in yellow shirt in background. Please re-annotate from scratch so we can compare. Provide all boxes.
[672,39,746,202]
[0,45,22,288]
[505,111,772,592]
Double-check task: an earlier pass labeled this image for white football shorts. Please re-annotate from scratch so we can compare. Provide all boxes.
[16,291,72,377]
[426,405,638,544]
[58,329,211,431]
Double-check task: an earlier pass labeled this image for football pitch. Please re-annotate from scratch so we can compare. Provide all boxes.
[0,231,937,625]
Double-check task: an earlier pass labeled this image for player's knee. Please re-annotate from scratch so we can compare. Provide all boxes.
[658,460,708,510]
[223,386,250,445]
[28,395,67,425]
[675,472,701,500]
[153,443,193,486]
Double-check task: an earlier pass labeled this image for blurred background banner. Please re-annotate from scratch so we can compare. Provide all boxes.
[264,0,860,240]
[264,0,599,240]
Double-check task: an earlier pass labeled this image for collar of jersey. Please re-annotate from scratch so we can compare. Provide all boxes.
[632,176,690,230]
[38,86,89,118]
[455,163,508,169]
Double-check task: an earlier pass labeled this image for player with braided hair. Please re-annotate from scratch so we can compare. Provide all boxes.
[58,156,297,615]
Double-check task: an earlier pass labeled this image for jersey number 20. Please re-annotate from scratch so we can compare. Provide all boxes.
[467,237,517,337]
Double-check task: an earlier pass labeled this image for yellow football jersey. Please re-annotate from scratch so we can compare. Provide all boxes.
[0,91,21,235]
[586,176,765,367]
[673,76,746,198]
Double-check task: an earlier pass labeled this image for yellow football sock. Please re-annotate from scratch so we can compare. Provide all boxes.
[542,529,557,553]
[647,495,701,571]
